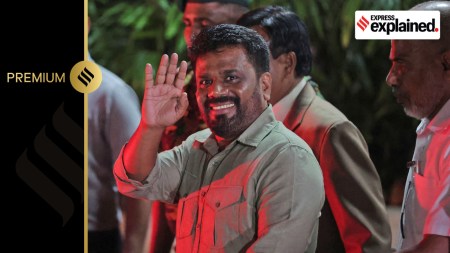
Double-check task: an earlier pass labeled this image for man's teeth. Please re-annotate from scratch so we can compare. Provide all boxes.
[212,104,235,110]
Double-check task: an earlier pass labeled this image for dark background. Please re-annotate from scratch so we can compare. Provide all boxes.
[1,1,84,251]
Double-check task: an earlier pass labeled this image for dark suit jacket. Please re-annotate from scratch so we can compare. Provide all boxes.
[283,81,392,253]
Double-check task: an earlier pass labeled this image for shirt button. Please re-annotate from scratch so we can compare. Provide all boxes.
[215,202,221,208]
[196,224,200,229]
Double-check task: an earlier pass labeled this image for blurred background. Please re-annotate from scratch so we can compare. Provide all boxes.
[88,0,424,210]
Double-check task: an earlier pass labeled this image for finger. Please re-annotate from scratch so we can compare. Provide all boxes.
[145,63,154,86]
[143,63,154,99]
[156,54,169,85]
[176,92,189,119]
[165,53,179,86]
[174,61,188,90]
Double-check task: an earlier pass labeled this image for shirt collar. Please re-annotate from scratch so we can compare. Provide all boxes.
[417,98,450,134]
[194,105,278,152]
[272,76,310,121]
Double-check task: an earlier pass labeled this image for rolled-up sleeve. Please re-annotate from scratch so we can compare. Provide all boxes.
[113,143,186,203]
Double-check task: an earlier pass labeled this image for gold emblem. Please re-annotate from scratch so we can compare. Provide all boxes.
[70,60,102,93]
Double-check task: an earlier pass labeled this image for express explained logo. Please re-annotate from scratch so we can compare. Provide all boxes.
[361,15,438,35]
[357,16,369,31]
[355,11,440,39]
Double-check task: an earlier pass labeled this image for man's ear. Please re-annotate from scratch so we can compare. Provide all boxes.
[260,72,272,102]
[285,51,297,75]
[276,51,297,75]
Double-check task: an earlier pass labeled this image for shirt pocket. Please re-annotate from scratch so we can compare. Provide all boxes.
[176,192,199,239]
[201,186,244,249]
[413,172,438,210]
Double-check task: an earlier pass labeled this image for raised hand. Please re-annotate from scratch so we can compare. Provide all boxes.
[142,53,189,129]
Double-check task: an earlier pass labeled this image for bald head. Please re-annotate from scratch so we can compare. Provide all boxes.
[412,1,450,50]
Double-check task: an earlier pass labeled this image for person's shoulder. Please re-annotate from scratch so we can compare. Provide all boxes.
[94,65,138,98]
[88,58,122,84]
[293,95,366,139]
[303,99,366,141]
[258,124,319,170]
[310,97,349,124]
[99,65,129,89]
[269,122,313,151]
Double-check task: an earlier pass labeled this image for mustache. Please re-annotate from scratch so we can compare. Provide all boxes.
[204,96,239,108]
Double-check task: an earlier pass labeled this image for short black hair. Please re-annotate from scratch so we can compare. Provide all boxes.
[237,5,312,77]
[189,23,270,77]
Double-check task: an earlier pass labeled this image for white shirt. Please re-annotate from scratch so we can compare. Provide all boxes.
[272,76,309,121]
[88,57,142,231]
[397,98,450,250]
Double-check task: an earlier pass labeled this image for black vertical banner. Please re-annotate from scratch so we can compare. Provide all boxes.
[1,1,84,252]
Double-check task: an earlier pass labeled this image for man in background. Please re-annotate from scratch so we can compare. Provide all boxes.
[238,6,392,253]
[88,17,152,253]
[386,1,450,252]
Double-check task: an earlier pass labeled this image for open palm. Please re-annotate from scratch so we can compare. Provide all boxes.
[142,53,189,128]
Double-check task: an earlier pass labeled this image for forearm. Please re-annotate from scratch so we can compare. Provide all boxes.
[123,122,164,182]
[121,196,152,253]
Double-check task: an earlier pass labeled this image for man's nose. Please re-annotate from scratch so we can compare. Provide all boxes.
[386,68,397,87]
[208,82,227,98]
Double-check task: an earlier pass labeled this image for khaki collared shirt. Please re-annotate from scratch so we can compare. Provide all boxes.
[114,106,325,253]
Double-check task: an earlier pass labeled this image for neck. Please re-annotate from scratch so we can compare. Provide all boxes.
[427,96,449,120]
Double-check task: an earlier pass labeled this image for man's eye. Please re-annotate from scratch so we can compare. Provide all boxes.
[199,80,212,87]
[225,76,237,82]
